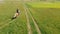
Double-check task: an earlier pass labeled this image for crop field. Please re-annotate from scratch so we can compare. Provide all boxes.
[0,0,60,34]
[0,1,28,34]
[0,1,41,34]
[27,2,60,8]
[27,2,60,34]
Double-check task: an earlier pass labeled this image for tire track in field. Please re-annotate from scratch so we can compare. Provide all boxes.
[25,5,42,34]
[23,5,32,34]
[0,14,20,29]
[0,19,15,29]
[0,19,11,26]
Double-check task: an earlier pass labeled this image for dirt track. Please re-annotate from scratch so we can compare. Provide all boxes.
[23,2,32,34]
[23,2,42,34]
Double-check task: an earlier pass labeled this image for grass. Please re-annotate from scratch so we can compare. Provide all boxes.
[27,10,38,34]
[1,1,60,34]
[0,1,28,34]
[27,2,60,8]
[27,2,60,34]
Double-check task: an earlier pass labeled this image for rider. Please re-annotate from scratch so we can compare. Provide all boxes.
[11,9,20,20]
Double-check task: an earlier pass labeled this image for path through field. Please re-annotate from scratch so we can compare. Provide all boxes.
[27,8,42,34]
[23,1,42,34]
[0,1,42,34]
[23,2,32,34]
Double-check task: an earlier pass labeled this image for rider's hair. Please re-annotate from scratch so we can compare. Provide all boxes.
[17,9,19,13]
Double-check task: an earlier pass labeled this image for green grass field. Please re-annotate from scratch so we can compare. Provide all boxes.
[0,0,60,34]
[27,2,60,34]
[0,1,39,34]
[27,2,60,8]
[0,1,28,34]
